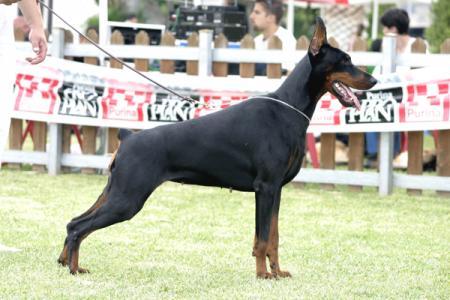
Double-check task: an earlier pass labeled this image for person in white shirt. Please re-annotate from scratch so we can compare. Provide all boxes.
[249,0,296,75]
[0,0,47,167]
[365,8,428,167]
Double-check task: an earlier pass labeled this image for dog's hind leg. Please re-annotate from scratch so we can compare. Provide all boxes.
[58,188,109,266]
[252,181,279,279]
[58,151,119,267]
[65,180,156,274]
[266,188,291,278]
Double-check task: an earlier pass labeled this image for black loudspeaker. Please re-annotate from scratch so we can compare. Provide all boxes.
[170,5,248,42]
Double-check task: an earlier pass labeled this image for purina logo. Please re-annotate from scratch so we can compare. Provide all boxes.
[346,88,402,124]
[364,87,403,103]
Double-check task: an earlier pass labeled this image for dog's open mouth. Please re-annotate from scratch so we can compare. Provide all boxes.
[332,81,361,110]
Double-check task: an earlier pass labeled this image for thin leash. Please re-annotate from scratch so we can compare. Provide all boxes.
[247,96,311,122]
[38,0,200,105]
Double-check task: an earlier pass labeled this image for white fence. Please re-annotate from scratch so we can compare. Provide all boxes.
[6,28,450,196]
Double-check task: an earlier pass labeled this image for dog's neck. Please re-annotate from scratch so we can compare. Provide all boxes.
[272,55,320,120]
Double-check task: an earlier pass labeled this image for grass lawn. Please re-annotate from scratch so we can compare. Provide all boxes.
[0,169,448,299]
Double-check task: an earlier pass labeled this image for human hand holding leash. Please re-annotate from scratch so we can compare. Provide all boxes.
[15,0,47,64]
[26,24,47,64]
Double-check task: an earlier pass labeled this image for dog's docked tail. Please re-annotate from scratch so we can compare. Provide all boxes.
[108,129,133,171]
[118,128,133,141]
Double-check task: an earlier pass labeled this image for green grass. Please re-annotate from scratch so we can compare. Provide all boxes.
[0,170,448,299]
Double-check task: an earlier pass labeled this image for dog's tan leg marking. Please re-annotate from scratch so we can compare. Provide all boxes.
[267,215,291,278]
[253,236,275,279]
[57,246,68,266]
[69,247,89,274]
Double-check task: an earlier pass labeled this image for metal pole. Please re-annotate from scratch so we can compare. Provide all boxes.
[48,28,64,176]
[43,0,53,36]
[287,0,295,35]
[199,29,213,77]
[99,0,108,65]
[99,0,108,46]
[378,33,396,196]
[371,0,379,40]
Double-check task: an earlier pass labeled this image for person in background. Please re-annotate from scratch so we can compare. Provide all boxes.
[249,0,296,75]
[380,8,428,58]
[348,23,366,51]
[365,8,428,167]
[125,13,138,23]
[0,0,47,167]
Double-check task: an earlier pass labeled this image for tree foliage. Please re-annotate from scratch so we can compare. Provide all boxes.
[87,0,168,30]
[425,0,450,53]
[86,0,130,31]
[293,6,320,39]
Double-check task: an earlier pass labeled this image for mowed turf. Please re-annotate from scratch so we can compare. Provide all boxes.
[0,169,448,299]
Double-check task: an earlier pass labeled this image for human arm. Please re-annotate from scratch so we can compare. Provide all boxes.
[18,0,47,64]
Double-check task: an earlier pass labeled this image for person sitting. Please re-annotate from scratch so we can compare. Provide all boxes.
[365,8,429,167]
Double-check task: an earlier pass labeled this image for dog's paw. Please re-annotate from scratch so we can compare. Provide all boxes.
[57,248,68,266]
[257,272,277,280]
[69,267,90,275]
[57,257,67,267]
[274,270,292,278]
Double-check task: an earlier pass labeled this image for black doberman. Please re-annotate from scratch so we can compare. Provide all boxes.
[57,17,377,278]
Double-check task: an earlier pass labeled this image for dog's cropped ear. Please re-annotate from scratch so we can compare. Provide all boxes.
[309,17,327,56]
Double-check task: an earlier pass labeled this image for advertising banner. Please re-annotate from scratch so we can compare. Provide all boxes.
[11,57,450,133]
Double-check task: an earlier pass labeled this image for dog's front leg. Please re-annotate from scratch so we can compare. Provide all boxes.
[265,189,291,278]
[252,183,277,279]
[267,213,291,278]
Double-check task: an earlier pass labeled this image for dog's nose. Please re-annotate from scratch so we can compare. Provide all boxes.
[370,77,378,86]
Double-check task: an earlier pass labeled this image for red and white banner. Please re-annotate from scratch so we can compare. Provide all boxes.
[10,57,450,133]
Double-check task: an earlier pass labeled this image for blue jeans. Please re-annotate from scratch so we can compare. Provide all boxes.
[365,132,401,157]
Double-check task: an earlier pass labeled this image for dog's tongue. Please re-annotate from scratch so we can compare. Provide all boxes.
[342,84,361,110]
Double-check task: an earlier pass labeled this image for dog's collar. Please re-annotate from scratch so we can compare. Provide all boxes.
[248,96,311,123]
